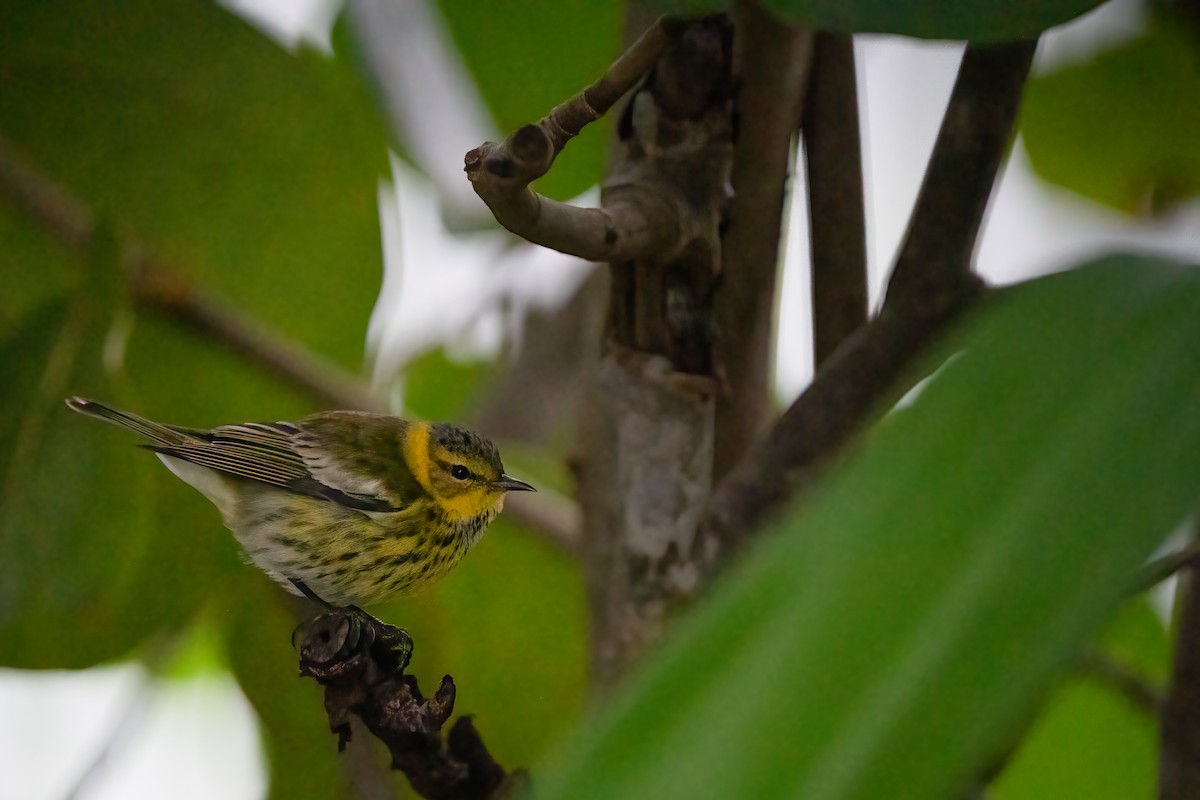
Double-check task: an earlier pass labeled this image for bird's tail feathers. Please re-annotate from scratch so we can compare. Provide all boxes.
[65,396,188,446]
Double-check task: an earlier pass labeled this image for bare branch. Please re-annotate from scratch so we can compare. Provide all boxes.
[803,31,869,368]
[712,3,813,480]
[701,40,1036,559]
[463,15,720,263]
[885,41,1037,311]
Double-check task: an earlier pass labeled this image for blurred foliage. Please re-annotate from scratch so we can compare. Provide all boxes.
[762,0,1106,41]
[993,597,1168,799]
[1021,16,1200,214]
[0,0,587,795]
[1,1,1197,799]
[531,256,1200,799]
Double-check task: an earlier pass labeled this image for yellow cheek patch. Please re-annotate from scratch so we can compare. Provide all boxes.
[439,489,503,521]
[403,422,434,495]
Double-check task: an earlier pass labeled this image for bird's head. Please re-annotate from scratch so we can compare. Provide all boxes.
[417,422,535,520]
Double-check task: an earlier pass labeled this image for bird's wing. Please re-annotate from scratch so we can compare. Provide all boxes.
[291,411,427,511]
[149,422,308,488]
[151,420,400,512]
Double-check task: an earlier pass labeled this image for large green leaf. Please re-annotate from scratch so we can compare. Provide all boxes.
[762,0,1104,40]
[992,598,1167,799]
[0,291,156,667]
[0,0,388,367]
[530,255,1200,799]
[1021,21,1200,214]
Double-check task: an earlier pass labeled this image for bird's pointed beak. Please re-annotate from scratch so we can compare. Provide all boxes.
[493,475,536,493]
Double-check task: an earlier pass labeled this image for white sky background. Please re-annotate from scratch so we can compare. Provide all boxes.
[3,1,1200,799]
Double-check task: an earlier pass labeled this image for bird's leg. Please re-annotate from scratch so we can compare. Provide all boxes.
[290,579,413,674]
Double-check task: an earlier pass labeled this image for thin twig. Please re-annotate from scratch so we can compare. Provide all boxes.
[712,2,814,479]
[463,15,712,262]
[1136,538,1200,594]
[1077,650,1163,714]
[803,31,869,368]
[700,40,1036,560]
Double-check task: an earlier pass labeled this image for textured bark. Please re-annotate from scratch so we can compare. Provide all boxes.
[295,610,523,799]
[578,15,734,683]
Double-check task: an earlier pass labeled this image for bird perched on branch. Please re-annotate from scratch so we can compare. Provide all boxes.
[66,397,534,611]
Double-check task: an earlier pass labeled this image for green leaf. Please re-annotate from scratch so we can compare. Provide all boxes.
[0,294,158,668]
[226,571,363,800]
[0,0,389,368]
[762,0,1105,41]
[436,0,622,199]
[992,598,1166,799]
[1021,21,1200,214]
[530,255,1200,799]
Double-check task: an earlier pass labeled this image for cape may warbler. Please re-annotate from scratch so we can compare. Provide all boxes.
[66,397,534,607]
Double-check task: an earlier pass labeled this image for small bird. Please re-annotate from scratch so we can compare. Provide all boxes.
[66,397,535,609]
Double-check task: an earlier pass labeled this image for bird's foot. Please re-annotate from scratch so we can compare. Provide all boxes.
[290,580,413,676]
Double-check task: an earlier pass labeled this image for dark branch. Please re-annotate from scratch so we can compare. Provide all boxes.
[700,40,1036,559]
[1160,555,1200,798]
[803,31,869,368]
[295,611,523,799]
[885,41,1037,312]
[712,2,813,480]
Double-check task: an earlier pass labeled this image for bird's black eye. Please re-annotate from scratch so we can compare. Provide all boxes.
[451,465,470,480]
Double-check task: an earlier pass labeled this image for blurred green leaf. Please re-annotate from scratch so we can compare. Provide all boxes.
[530,255,1200,799]
[1022,21,1200,213]
[436,0,621,199]
[402,347,496,422]
[227,570,362,800]
[992,598,1167,799]
[0,206,79,338]
[762,0,1104,40]
[0,0,388,368]
[0,292,157,667]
